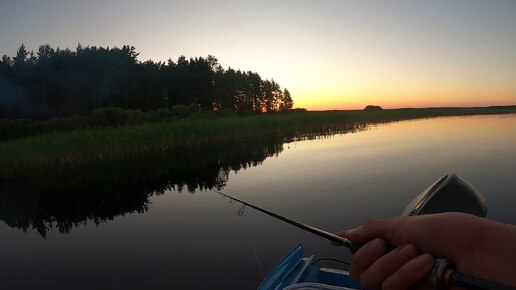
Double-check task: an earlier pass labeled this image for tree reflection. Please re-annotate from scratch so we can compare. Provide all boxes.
[0,122,368,238]
[0,136,285,237]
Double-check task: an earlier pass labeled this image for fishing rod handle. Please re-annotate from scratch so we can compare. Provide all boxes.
[433,259,516,290]
[350,244,516,290]
[450,271,516,290]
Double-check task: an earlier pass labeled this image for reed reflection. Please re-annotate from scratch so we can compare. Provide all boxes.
[0,139,284,237]
[0,120,371,237]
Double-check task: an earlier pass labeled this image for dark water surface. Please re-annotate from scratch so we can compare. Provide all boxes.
[1,114,516,289]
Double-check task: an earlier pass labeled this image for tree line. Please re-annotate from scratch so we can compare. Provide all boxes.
[0,44,293,119]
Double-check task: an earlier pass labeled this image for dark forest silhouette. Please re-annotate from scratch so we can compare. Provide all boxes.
[0,44,293,119]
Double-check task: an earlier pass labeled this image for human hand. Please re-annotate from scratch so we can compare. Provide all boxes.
[337,212,516,290]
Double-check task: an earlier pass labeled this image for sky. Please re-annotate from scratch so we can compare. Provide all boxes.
[1,0,516,110]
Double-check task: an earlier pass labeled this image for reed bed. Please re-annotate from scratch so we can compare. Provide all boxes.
[1,107,515,189]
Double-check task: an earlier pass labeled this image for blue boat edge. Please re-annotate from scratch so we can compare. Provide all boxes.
[258,244,360,290]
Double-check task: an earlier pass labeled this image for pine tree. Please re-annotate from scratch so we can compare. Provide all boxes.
[0,55,12,71]
[13,44,29,64]
[37,44,54,60]
[283,88,293,110]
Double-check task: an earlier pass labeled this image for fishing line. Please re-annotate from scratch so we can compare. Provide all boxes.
[222,195,265,279]
[251,239,266,280]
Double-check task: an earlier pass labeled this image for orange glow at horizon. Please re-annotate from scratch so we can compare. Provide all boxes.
[296,94,516,111]
[295,89,516,111]
[250,34,516,111]
[289,72,516,110]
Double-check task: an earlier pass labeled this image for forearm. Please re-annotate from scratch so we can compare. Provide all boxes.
[340,213,516,289]
[459,218,516,287]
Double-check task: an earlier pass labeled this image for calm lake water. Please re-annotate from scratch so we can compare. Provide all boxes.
[1,114,516,289]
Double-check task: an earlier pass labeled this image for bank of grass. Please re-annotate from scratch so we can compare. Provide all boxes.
[0,105,205,140]
[1,107,516,187]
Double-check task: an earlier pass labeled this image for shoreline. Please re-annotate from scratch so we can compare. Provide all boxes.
[1,107,515,190]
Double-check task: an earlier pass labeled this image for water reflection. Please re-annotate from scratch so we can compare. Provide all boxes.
[0,123,368,237]
[0,140,280,237]
[2,115,516,290]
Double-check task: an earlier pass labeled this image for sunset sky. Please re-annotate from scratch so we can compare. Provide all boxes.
[1,0,516,110]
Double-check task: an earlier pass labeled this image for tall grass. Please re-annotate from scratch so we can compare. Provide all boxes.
[1,107,515,190]
[0,105,204,140]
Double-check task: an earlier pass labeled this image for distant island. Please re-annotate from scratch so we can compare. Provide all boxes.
[364,105,383,111]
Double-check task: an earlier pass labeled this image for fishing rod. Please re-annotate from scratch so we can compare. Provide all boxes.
[214,189,351,247]
[214,189,515,290]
